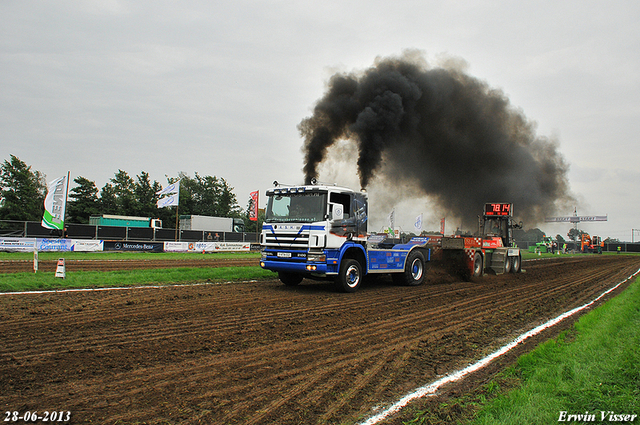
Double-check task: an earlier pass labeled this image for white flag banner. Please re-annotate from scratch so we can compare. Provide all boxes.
[42,175,68,230]
[414,214,423,232]
[157,192,179,208]
[157,180,180,208]
[156,180,180,196]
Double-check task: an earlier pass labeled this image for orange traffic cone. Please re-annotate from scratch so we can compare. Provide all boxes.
[55,258,66,279]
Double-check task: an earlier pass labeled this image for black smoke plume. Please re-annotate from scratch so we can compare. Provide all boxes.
[299,51,574,227]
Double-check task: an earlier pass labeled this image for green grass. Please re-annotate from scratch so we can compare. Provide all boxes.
[0,250,268,292]
[471,277,640,424]
[404,276,640,425]
[0,266,275,292]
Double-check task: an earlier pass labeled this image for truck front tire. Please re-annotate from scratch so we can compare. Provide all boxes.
[335,259,362,293]
[393,250,426,286]
[278,272,303,286]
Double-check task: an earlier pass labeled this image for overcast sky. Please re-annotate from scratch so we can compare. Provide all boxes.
[2,0,639,240]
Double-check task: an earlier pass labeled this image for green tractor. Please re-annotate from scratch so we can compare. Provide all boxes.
[529,236,555,253]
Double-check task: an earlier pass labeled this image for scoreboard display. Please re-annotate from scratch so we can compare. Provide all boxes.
[484,203,513,217]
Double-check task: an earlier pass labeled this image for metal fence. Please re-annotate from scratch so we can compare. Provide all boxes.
[0,220,259,243]
[3,220,639,252]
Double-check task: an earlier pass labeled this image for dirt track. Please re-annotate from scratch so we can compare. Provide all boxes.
[1,255,639,425]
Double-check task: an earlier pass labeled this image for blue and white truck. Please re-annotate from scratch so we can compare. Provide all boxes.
[259,181,432,292]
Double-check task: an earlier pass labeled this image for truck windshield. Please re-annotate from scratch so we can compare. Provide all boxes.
[483,218,507,237]
[265,192,327,223]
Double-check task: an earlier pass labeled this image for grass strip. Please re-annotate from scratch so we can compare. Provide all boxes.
[0,266,276,292]
[467,276,640,424]
[404,276,640,425]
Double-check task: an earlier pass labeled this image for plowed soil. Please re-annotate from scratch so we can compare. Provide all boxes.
[1,255,639,425]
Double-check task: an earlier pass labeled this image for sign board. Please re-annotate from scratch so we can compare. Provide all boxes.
[0,238,36,252]
[103,241,164,252]
[37,238,73,252]
[71,240,104,252]
[544,216,608,223]
[195,242,251,252]
[484,203,513,217]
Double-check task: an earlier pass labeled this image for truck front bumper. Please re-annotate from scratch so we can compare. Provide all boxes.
[260,259,332,275]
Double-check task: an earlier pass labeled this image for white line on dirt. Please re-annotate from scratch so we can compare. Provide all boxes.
[359,267,640,425]
[0,280,259,296]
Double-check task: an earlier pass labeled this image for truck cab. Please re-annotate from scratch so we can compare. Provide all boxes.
[260,182,430,292]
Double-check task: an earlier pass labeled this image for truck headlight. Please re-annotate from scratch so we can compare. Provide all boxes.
[307,253,326,262]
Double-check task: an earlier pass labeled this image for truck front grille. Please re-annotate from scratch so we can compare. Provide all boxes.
[263,231,309,249]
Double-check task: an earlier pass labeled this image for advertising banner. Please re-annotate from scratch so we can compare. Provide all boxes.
[37,238,74,252]
[72,240,104,252]
[103,241,164,252]
[0,237,36,252]
[249,191,259,221]
[42,174,69,230]
[164,242,197,252]
[195,241,251,252]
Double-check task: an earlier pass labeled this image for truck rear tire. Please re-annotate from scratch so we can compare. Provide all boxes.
[393,250,426,286]
[278,272,303,286]
[510,254,521,273]
[472,253,483,277]
[503,254,512,274]
[335,259,362,293]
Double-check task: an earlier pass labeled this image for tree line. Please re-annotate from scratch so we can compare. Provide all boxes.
[0,155,260,231]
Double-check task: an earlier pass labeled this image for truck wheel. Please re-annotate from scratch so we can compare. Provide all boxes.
[503,254,512,274]
[278,272,303,286]
[472,253,483,277]
[393,250,426,286]
[510,254,521,273]
[335,259,362,293]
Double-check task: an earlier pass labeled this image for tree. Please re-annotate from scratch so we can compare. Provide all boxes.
[0,155,47,221]
[173,172,241,218]
[567,227,584,242]
[99,183,118,214]
[98,170,166,219]
[513,227,546,243]
[132,171,162,218]
[98,170,139,216]
[67,176,100,223]
[109,170,136,215]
